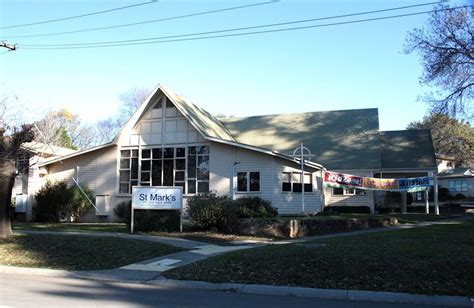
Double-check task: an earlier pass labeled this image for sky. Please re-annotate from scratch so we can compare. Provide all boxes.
[0,0,466,131]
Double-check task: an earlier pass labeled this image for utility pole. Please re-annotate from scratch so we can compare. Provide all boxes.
[1,41,17,51]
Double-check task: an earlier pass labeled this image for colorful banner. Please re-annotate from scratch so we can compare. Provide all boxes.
[323,171,432,192]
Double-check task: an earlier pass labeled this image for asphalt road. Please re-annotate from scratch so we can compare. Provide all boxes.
[0,273,442,307]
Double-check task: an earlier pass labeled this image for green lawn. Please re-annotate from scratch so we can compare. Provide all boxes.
[166,220,474,296]
[12,223,128,233]
[0,234,182,271]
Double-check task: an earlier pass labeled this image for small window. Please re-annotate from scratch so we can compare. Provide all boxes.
[249,172,260,192]
[237,172,248,192]
[237,171,260,192]
[282,171,312,193]
[333,187,344,195]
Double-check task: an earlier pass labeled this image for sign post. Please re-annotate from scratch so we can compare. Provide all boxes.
[131,186,183,234]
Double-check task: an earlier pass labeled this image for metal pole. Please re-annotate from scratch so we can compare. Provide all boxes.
[131,206,134,234]
[434,174,439,215]
[425,189,430,214]
[180,187,183,233]
[301,142,305,214]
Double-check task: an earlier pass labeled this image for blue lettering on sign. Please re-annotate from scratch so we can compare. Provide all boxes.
[147,194,177,203]
[139,194,147,201]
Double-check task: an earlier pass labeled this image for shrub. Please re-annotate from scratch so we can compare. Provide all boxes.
[34,181,94,222]
[114,201,131,222]
[454,193,466,200]
[187,193,238,232]
[113,201,180,232]
[235,197,278,218]
[35,181,74,222]
[69,185,94,219]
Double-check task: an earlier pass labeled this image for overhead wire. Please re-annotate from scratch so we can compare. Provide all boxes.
[0,0,158,30]
[19,4,471,50]
[2,0,279,39]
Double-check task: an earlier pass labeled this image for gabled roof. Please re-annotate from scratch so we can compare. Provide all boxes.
[221,108,381,170]
[380,130,437,170]
[111,84,235,144]
[438,168,474,178]
[21,141,77,157]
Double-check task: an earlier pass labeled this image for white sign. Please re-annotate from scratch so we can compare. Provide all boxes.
[131,186,183,234]
[132,186,182,210]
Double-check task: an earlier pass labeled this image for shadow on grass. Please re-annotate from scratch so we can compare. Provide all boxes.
[0,234,182,271]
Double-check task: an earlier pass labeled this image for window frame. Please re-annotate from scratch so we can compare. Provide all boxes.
[448,179,468,192]
[236,171,261,193]
[281,171,313,193]
[120,145,210,195]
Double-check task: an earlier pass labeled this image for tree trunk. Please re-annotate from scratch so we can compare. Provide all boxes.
[0,159,16,239]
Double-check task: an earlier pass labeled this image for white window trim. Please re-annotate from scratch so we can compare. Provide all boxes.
[281,171,313,194]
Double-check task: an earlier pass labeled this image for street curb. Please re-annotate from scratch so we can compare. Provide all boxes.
[1,265,472,306]
[149,279,473,307]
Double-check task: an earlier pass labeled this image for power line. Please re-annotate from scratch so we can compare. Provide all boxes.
[18,1,442,46]
[3,1,279,39]
[0,0,158,30]
[20,3,465,50]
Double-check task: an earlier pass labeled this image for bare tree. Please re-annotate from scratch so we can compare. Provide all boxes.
[119,87,150,125]
[96,117,121,144]
[0,96,34,238]
[406,5,474,119]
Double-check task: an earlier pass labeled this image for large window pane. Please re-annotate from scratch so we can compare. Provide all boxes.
[119,183,129,194]
[141,172,150,182]
[198,182,209,193]
[141,160,151,171]
[152,161,162,186]
[188,180,196,194]
[131,158,138,179]
[188,155,196,177]
[175,159,185,170]
[175,171,185,181]
[142,149,151,159]
[120,159,130,169]
[237,172,247,192]
[152,148,162,159]
[164,148,174,158]
[120,150,130,158]
[163,160,173,186]
[176,147,185,157]
[119,171,129,182]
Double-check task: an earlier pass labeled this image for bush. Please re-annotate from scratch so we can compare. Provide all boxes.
[454,193,466,200]
[113,201,180,232]
[34,181,93,222]
[235,197,278,218]
[35,181,74,222]
[187,193,238,232]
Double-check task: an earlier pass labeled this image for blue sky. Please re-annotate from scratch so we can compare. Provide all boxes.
[0,0,463,130]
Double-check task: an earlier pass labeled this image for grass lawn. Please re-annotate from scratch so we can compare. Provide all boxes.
[166,220,474,296]
[0,234,182,271]
[12,223,128,233]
